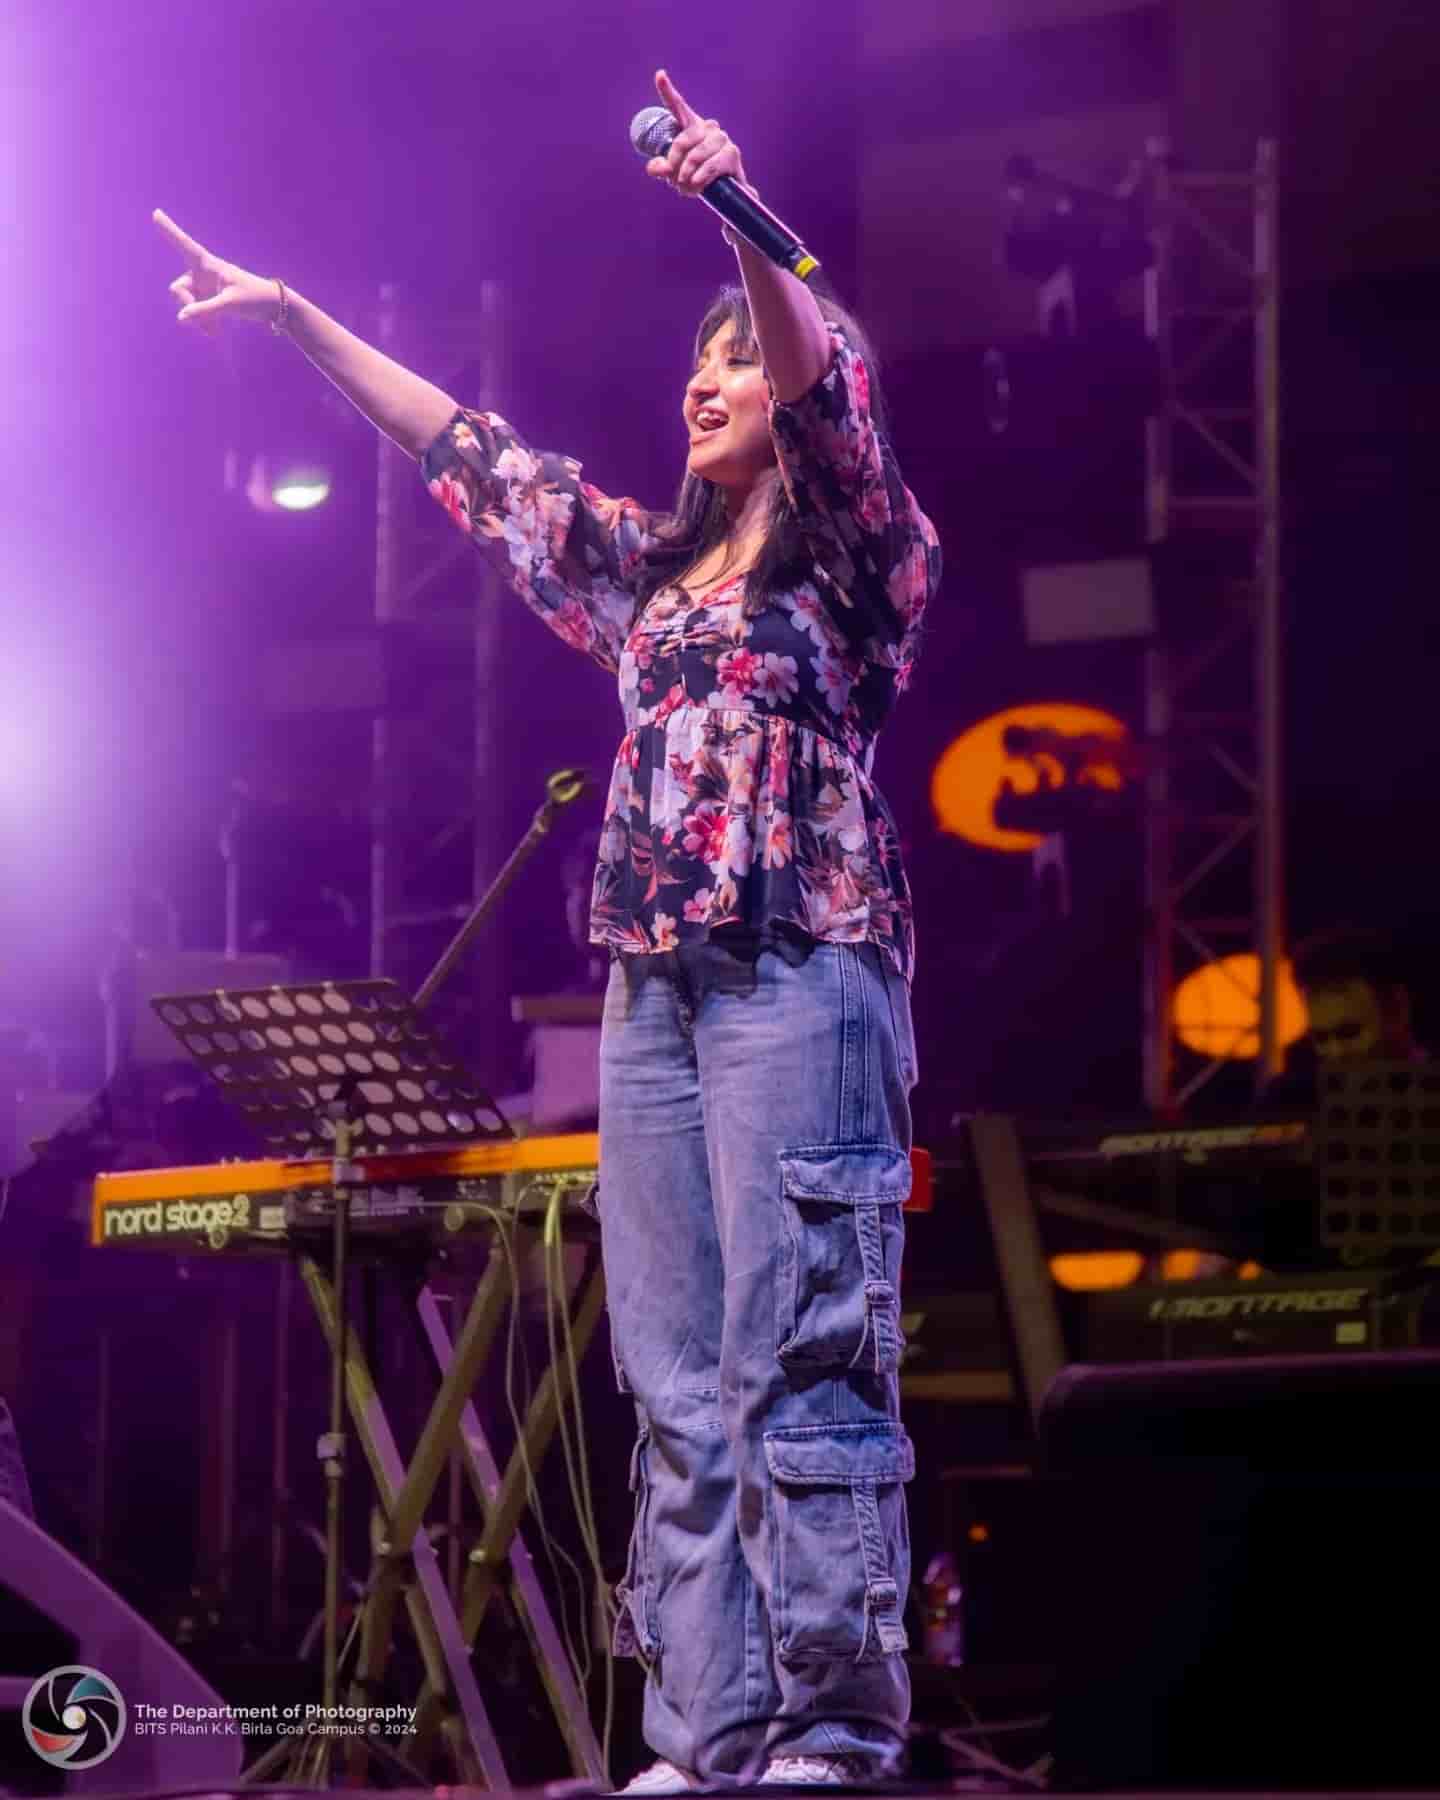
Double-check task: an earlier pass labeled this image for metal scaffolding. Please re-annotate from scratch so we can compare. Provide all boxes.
[1142,140,1282,1109]
[370,284,507,1002]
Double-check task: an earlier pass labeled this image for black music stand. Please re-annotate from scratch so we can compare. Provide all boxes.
[144,769,603,1789]
[150,977,511,1160]
[153,978,511,1785]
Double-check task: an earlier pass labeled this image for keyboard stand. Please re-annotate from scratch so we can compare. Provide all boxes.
[150,975,607,1789]
[235,1204,606,1787]
[288,1226,607,1787]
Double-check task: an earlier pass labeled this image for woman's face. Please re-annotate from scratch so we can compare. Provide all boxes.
[683,319,776,495]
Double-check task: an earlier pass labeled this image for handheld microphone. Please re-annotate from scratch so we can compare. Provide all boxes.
[629,106,821,283]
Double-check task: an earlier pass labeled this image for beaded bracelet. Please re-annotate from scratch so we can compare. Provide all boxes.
[270,278,291,336]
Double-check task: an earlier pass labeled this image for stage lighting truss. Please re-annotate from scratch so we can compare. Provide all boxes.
[1140,141,1282,1107]
[370,281,507,995]
[997,143,1283,1106]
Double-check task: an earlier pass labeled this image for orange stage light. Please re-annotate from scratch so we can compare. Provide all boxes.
[1159,1248,1233,1281]
[930,702,1131,852]
[1172,953,1308,1061]
[1049,1250,1145,1291]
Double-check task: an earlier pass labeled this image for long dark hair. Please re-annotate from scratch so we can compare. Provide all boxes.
[634,283,889,618]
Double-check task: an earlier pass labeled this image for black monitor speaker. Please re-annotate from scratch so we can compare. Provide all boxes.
[1039,1350,1440,1791]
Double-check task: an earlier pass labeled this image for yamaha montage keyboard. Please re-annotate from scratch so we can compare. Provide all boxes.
[1017,1111,1316,1262]
[91,1136,936,1253]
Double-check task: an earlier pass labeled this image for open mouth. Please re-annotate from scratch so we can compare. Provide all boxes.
[693,409,728,434]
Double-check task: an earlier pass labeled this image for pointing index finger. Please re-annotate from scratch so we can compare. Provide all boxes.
[152,209,207,264]
[654,69,697,129]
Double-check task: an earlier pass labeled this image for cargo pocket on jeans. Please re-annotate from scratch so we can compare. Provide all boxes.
[776,1145,909,1373]
[612,1423,660,1660]
[764,1422,914,1662]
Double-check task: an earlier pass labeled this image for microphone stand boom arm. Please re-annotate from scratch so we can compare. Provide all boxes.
[413,768,588,1014]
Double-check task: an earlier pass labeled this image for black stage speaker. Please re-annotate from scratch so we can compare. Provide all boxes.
[1039,1350,1440,1791]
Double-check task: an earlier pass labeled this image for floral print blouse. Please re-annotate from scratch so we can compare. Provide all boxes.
[420,327,940,980]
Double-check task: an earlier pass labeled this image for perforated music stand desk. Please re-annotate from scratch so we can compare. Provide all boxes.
[152,976,512,1156]
[152,977,606,1789]
[1315,1058,1440,1259]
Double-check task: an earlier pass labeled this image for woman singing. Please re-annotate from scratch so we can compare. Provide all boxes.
[157,69,938,1791]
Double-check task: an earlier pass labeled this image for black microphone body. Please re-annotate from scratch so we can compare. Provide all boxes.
[629,106,820,283]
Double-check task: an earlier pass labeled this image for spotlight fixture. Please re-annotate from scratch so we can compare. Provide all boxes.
[224,449,334,515]
[243,455,332,514]
[269,467,332,512]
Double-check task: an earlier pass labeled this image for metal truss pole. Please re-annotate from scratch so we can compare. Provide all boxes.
[371,284,505,990]
[1253,141,1284,1098]
[1143,140,1282,1110]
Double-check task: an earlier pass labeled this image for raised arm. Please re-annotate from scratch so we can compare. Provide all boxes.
[645,71,830,404]
[153,210,457,458]
[155,209,651,671]
[643,77,939,661]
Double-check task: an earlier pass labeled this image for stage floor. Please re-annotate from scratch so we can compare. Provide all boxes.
[55,1785,1440,1800]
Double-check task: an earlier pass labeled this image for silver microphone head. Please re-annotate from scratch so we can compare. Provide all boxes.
[629,105,678,159]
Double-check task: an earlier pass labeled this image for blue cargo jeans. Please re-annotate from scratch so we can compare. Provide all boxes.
[596,933,917,1778]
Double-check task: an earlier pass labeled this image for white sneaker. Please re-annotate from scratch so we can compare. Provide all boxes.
[759,1755,869,1786]
[615,1759,701,1795]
